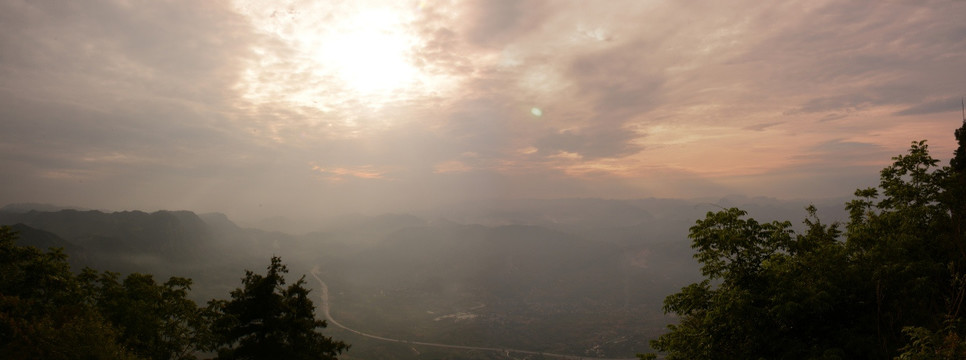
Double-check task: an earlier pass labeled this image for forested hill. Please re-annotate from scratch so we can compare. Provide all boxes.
[0,203,697,357]
[0,208,303,302]
[0,192,888,358]
[0,209,209,261]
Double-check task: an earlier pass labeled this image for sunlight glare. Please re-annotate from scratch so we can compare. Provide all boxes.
[302,9,418,94]
[232,1,447,119]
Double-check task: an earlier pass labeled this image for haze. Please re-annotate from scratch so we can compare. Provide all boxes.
[1,0,964,222]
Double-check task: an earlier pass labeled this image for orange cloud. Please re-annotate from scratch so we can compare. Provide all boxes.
[434,160,472,174]
[309,163,387,182]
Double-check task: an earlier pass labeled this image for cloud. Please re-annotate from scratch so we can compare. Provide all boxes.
[743,122,784,132]
[536,127,642,159]
[0,1,253,102]
[730,1,966,118]
[433,160,472,174]
[1,0,965,219]
[309,164,388,182]
[790,94,875,115]
[797,139,889,166]
[461,0,551,48]
[895,97,964,116]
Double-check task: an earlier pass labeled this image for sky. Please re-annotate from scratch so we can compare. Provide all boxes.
[1,0,964,221]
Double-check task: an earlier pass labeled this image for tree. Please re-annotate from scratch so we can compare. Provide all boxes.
[1,226,212,360]
[210,256,348,360]
[0,226,142,360]
[893,118,966,360]
[81,270,211,360]
[651,125,966,359]
[651,207,854,359]
[946,119,966,265]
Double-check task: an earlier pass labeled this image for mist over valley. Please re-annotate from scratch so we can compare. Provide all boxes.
[0,196,848,358]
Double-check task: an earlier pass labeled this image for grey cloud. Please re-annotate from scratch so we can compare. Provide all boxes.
[0,93,272,181]
[747,138,895,197]
[790,82,960,116]
[410,25,473,77]
[0,0,267,197]
[808,139,881,153]
[721,138,894,199]
[728,1,966,117]
[536,127,642,159]
[441,98,517,157]
[2,0,965,218]
[462,0,550,48]
[0,1,253,104]
[743,122,784,131]
[414,1,665,161]
[791,94,875,114]
[792,83,961,118]
[570,43,666,118]
[819,113,850,122]
[794,139,891,167]
[895,97,964,116]
[556,41,664,158]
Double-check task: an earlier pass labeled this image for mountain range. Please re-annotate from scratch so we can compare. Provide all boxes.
[0,197,849,358]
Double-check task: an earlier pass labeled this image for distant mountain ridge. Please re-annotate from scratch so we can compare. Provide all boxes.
[0,209,210,261]
[0,202,95,213]
[0,197,853,358]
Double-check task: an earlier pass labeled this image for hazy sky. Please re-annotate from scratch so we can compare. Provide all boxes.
[1,0,964,220]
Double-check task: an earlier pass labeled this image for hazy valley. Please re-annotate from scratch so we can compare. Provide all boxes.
[0,196,848,359]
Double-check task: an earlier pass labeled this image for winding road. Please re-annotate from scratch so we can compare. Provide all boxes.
[310,268,639,360]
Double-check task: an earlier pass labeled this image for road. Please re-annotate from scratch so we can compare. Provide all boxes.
[310,268,639,360]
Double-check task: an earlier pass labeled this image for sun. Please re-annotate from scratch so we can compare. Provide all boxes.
[301,8,419,95]
[310,9,418,93]
[233,1,441,112]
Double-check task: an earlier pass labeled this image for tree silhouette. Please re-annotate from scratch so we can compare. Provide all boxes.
[211,256,348,360]
[0,226,141,360]
[651,135,965,359]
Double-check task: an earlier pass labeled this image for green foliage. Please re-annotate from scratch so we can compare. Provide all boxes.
[81,271,212,360]
[652,127,966,359]
[946,120,966,272]
[0,227,351,360]
[896,323,966,360]
[211,256,348,360]
[951,119,966,174]
[897,119,966,360]
[653,206,853,359]
[0,226,143,360]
